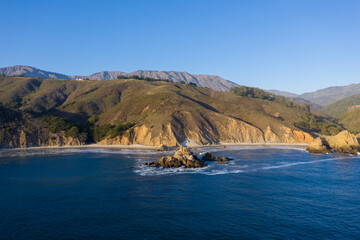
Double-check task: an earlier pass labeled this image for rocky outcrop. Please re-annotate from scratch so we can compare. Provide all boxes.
[326,130,360,154]
[201,152,232,164]
[157,144,169,151]
[1,129,84,148]
[356,133,360,144]
[275,126,314,144]
[291,129,314,143]
[145,146,232,168]
[98,124,179,147]
[145,146,206,168]
[45,132,83,147]
[264,126,281,142]
[306,137,332,154]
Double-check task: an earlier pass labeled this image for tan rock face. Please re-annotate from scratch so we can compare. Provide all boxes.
[201,152,232,164]
[275,126,314,144]
[157,144,168,151]
[292,130,314,144]
[326,130,360,154]
[7,130,84,148]
[173,146,194,159]
[19,130,28,148]
[98,120,313,147]
[306,137,332,154]
[98,125,179,147]
[264,126,281,143]
[46,132,83,147]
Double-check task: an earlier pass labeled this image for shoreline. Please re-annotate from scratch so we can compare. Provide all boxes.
[0,142,308,152]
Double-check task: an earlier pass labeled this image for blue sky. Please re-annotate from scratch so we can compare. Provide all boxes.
[1,0,359,94]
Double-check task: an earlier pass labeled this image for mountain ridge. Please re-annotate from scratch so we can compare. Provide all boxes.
[299,84,360,107]
[0,65,238,92]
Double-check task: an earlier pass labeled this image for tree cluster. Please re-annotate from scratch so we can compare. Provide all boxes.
[230,86,275,100]
[295,114,343,135]
[41,116,87,141]
[91,122,134,142]
[117,75,170,82]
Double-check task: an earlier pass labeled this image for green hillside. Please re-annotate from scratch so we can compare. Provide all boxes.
[0,76,343,147]
[336,108,360,133]
[319,93,360,133]
[321,94,360,118]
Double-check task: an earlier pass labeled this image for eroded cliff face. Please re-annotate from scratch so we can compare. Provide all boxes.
[1,119,313,148]
[98,124,179,146]
[98,111,313,146]
[0,130,84,148]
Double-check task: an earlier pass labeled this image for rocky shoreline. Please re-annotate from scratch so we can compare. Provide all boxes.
[307,130,360,154]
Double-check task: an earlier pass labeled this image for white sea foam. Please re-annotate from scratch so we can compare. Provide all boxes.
[261,156,359,170]
[191,145,307,154]
[0,144,306,159]
[0,148,160,159]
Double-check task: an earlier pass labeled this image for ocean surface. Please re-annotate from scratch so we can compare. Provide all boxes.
[1,146,360,239]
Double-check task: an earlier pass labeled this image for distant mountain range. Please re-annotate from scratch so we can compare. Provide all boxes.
[266,89,299,99]
[268,84,360,107]
[0,65,238,92]
[3,65,360,108]
[299,84,360,107]
[0,65,71,80]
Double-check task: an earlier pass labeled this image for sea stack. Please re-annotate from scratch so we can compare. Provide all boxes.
[145,146,232,168]
[145,146,206,168]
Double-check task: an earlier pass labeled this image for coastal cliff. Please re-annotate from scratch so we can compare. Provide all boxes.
[2,130,83,148]
[98,123,313,147]
[307,130,360,154]
[0,105,85,148]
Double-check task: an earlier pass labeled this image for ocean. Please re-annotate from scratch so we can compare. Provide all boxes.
[1,146,359,239]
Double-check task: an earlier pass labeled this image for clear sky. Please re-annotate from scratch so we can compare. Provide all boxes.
[1,0,359,94]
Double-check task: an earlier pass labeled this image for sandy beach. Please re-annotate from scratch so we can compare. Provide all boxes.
[0,142,308,152]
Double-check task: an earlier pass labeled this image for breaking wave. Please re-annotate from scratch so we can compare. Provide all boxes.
[0,147,162,159]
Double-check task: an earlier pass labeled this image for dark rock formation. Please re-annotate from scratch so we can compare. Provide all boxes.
[145,146,232,168]
[201,152,232,164]
[145,155,206,168]
[146,146,206,168]
[157,144,168,151]
[306,137,332,154]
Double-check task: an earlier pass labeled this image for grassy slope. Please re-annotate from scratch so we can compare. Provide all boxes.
[319,94,360,133]
[321,94,360,118]
[337,108,360,133]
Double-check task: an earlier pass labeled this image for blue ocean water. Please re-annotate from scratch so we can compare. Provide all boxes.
[0,146,360,239]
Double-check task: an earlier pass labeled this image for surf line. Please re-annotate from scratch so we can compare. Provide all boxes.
[261,156,358,171]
